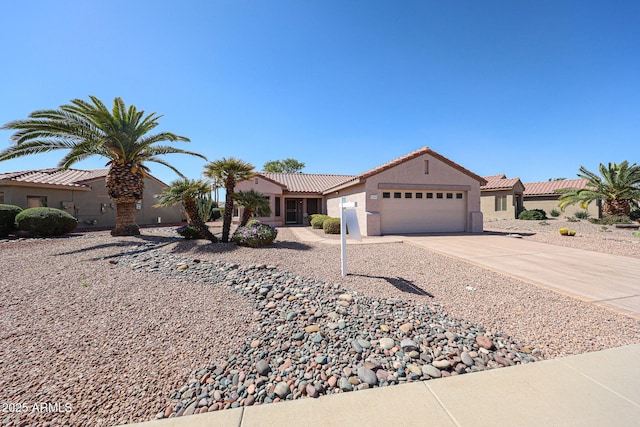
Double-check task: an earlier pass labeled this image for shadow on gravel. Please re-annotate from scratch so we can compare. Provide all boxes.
[352,274,434,297]
[272,240,313,250]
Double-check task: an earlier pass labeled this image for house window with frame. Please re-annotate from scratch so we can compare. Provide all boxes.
[424,160,429,174]
[416,192,423,199]
[27,195,47,208]
[426,193,433,199]
[405,192,412,199]
[495,195,507,211]
[436,193,443,199]
[393,192,401,199]
[456,193,463,199]
[446,193,453,199]
[275,197,281,216]
[382,192,391,199]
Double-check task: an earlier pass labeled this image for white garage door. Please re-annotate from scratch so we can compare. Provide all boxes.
[380,190,466,234]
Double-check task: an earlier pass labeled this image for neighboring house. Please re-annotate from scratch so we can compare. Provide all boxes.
[0,168,183,229]
[235,146,486,235]
[523,179,600,218]
[481,174,525,220]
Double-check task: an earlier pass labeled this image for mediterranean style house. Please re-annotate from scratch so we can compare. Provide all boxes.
[0,168,183,229]
[481,174,600,219]
[235,146,487,235]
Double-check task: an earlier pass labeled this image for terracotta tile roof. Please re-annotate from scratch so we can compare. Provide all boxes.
[481,175,523,190]
[258,172,356,193]
[523,179,590,196]
[0,168,109,188]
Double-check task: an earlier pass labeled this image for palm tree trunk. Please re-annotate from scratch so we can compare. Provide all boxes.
[222,179,235,242]
[111,201,140,236]
[240,208,253,227]
[184,199,217,242]
[603,199,631,217]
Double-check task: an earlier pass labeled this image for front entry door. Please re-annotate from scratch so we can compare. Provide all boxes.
[285,199,300,224]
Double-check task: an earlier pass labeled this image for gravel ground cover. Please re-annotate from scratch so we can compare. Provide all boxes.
[1,223,638,426]
[485,218,640,258]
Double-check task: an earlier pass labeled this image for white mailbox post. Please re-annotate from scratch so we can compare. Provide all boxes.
[339,196,362,276]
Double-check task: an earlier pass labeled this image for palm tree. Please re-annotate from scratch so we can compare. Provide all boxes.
[203,157,254,242]
[154,178,217,242]
[0,96,205,236]
[234,189,271,226]
[558,161,640,216]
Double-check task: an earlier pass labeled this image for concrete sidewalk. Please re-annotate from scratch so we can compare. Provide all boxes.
[402,234,640,319]
[124,344,640,427]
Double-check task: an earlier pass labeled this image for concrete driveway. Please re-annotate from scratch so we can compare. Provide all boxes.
[403,234,640,319]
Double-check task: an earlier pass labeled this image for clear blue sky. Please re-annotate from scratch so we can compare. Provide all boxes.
[1,0,638,186]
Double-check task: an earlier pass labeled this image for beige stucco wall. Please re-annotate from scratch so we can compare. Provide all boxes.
[481,190,519,220]
[234,177,286,226]
[331,152,483,235]
[0,177,183,229]
[326,183,368,235]
[523,196,600,218]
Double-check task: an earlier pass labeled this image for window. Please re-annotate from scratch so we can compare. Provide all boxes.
[416,193,423,199]
[495,195,507,211]
[424,160,429,174]
[456,193,463,199]
[382,192,391,199]
[426,193,433,199]
[275,197,281,216]
[0,192,4,204]
[27,196,47,208]
[393,192,401,199]
[405,192,412,199]
[446,193,453,199]
[436,193,443,199]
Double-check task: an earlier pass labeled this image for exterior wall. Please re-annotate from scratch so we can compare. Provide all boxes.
[326,184,368,235]
[523,196,600,218]
[332,152,483,235]
[234,177,287,226]
[0,177,183,229]
[481,190,519,220]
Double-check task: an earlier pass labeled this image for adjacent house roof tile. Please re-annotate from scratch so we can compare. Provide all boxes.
[523,179,589,196]
[258,172,356,193]
[481,175,523,191]
[0,168,109,188]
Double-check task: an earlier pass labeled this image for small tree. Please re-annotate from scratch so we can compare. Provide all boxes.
[234,189,271,226]
[558,161,640,217]
[263,158,305,173]
[154,178,217,242]
[203,157,255,242]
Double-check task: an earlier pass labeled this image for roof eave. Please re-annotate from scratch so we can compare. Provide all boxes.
[322,178,363,195]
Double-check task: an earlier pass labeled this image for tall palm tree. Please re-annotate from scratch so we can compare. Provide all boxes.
[0,96,205,236]
[234,189,271,226]
[203,157,254,242]
[558,161,640,216]
[154,178,217,242]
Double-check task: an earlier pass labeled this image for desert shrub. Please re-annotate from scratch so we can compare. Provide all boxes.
[246,219,261,228]
[589,215,631,225]
[310,214,329,229]
[233,223,278,247]
[15,207,77,237]
[176,224,201,239]
[538,221,550,226]
[323,217,341,234]
[0,204,22,237]
[549,209,561,217]
[633,231,640,237]
[210,208,222,221]
[566,216,579,222]
[518,209,547,220]
[574,210,591,219]
[630,209,640,222]
[568,230,577,236]
[559,228,569,235]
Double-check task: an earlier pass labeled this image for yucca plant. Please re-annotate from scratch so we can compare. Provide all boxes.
[0,96,205,236]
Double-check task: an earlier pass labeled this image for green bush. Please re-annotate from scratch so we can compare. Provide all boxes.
[630,209,640,222]
[233,223,278,247]
[559,227,569,235]
[549,209,561,217]
[589,215,631,225]
[310,214,329,229]
[0,204,23,237]
[574,210,591,219]
[323,217,341,234]
[176,224,201,239]
[566,216,579,222]
[210,208,222,221]
[518,209,547,220]
[15,207,77,237]
[633,231,640,237]
[246,219,261,228]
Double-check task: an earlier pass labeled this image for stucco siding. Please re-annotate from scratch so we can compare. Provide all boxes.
[481,190,519,220]
[326,184,368,235]
[523,196,600,218]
